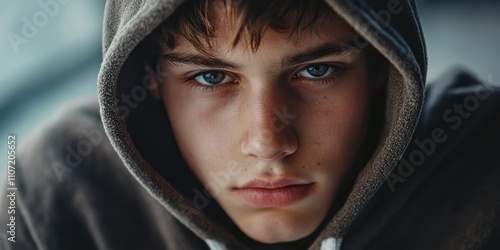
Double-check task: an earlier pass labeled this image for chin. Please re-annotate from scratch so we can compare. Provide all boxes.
[236,210,321,244]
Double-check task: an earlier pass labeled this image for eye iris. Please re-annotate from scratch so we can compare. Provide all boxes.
[202,71,225,84]
[306,64,329,77]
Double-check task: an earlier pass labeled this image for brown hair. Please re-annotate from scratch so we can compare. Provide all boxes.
[153,0,334,53]
[143,0,386,82]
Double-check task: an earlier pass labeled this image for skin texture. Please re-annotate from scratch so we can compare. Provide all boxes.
[149,8,374,244]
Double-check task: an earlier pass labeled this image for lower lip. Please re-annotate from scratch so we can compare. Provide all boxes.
[234,183,314,207]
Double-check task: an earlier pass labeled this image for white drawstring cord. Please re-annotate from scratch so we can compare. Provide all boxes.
[320,237,343,250]
[206,237,343,250]
[205,239,227,250]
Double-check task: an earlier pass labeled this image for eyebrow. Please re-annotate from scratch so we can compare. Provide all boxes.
[162,52,239,69]
[282,40,360,67]
[162,40,360,70]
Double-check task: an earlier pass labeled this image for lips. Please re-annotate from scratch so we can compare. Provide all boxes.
[234,179,315,207]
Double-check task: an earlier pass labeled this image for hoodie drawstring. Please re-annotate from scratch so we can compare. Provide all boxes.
[205,239,227,250]
[320,237,343,250]
[205,237,342,250]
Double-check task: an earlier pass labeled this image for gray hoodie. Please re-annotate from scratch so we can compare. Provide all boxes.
[2,0,500,249]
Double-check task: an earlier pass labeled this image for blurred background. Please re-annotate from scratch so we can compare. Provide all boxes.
[1,0,499,170]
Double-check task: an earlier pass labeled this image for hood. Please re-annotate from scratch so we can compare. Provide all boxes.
[98,0,426,249]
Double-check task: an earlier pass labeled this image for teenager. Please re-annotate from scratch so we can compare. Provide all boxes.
[1,0,499,249]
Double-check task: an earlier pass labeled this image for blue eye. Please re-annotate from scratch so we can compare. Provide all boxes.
[194,71,235,85]
[297,64,335,79]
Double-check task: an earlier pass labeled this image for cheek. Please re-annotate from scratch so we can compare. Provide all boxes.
[162,87,235,182]
[332,83,370,139]
[302,68,371,173]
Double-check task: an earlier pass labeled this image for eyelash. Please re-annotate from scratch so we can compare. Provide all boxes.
[189,83,222,93]
[184,75,228,93]
[293,64,345,86]
[184,63,345,93]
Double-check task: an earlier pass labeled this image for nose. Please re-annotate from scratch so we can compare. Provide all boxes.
[240,84,298,160]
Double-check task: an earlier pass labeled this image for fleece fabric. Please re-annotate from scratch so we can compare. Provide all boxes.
[1,0,499,249]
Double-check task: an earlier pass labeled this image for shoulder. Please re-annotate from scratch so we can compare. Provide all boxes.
[419,67,500,134]
[389,67,500,186]
[14,96,130,216]
[400,67,500,186]
[8,97,120,248]
[18,96,117,184]
[346,68,500,249]
[386,67,500,248]
[6,97,206,249]
[394,67,500,198]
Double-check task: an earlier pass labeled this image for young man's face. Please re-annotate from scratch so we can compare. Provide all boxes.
[151,6,373,244]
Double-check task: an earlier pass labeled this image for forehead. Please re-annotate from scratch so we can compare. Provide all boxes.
[167,3,358,57]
